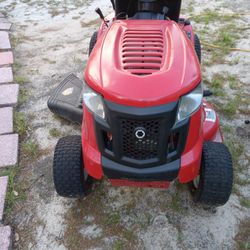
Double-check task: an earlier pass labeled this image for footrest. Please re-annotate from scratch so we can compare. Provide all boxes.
[47,74,83,124]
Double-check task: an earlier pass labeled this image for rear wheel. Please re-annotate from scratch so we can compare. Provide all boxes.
[194,34,201,63]
[53,135,93,198]
[89,31,98,56]
[192,142,233,207]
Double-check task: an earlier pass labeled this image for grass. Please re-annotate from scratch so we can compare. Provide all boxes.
[64,182,139,250]
[234,176,250,186]
[207,25,239,64]
[22,140,39,158]
[192,10,221,25]
[228,75,241,90]
[220,96,241,118]
[12,61,22,72]
[222,125,233,134]
[10,35,24,47]
[235,219,250,249]
[18,88,29,104]
[169,192,182,212]
[191,10,238,25]
[240,198,250,208]
[0,167,26,217]
[204,74,225,97]
[113,240,125,250]
[14,75,29,84]
[204,73,241,96]
[104,212,121,226]
[225,138,244,167]
[195,11,241,65]
[49,128,61,137]
[14,112,28,137]
[228,57,240,66]
[215,25,239,51]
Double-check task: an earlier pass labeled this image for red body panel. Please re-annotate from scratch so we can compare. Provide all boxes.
[85,20,201,107]
[179,107,203,183]
[82,102,221,183]
[82,107,103,179]
[179,101,222,183]
[110,179,170,189]
[203,101,223,142]
[82,18,223,187]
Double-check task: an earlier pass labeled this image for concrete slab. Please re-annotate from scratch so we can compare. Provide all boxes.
[0,67,13,84]
[0,18,9,23]
[0,23,11,31]
[0,84,19,107]
[0,31,11,49]
[0,52,13,66]
[0,107,13,135]
[0,18,11,31]
[0,176,8,221]
[0,226,12,250]
[0,134,18,168]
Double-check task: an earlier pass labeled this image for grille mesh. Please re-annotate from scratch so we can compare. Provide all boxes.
[120,119,160,160]
[122,30,164,75]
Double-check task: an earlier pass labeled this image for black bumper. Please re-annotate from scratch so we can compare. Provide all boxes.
[102,156,180,181]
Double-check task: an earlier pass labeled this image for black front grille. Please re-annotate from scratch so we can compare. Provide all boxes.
[120,119,160,160]
[94,100,188,168]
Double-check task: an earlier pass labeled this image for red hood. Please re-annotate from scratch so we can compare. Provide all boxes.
[84,20,201,107]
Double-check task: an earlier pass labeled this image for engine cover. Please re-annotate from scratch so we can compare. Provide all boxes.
[85,20,201,107]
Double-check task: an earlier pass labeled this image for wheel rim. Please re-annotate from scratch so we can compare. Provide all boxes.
[193,176,200,189]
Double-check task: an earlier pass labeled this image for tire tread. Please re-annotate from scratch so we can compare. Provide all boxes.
[53,135,91,198]
[195,142,233,206]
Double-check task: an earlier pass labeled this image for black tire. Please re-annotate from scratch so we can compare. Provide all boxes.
[89,31,98,56]
[53,135,93,198]
[194,34,201,63]
[193,142,233,207]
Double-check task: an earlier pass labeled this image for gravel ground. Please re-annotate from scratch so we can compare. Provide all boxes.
[0,0,249,249]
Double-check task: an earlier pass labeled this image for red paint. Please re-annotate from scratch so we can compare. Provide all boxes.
[82,106,103,179]
[85,20,201,107]
[82,17,225,187]
[179,103,223,183]
[110,179,170,189]
[202,101,223,142]
[179,107,203,183]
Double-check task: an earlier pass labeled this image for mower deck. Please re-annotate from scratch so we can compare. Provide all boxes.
[47,74,83,124]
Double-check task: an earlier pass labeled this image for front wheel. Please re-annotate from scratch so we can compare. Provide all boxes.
[192,142,233,207]
[53,135,93,198]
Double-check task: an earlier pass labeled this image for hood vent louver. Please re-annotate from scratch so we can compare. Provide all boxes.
[122,29,164,76]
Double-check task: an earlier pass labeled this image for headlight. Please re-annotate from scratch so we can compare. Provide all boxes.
[176,83,203,123]
[83,82,105,119]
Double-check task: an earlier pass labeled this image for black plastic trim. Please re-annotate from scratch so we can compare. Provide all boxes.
[102,156,180,181]
[47,74,83,124]
[95,99,190,169]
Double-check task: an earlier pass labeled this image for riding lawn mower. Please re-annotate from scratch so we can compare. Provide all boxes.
[48,0,233,207]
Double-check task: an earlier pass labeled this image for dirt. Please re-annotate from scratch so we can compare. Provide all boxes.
[0,0,249,249]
